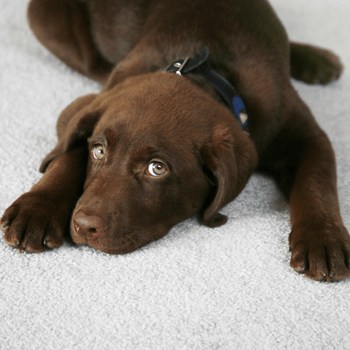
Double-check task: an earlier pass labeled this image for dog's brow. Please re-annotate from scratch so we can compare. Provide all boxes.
[133,145,159,162]
[88,135,107,146]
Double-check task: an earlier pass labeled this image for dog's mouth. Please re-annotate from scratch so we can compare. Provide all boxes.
[70,215,150,255]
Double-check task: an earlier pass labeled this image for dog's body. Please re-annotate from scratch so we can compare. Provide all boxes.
[1,0,349,282]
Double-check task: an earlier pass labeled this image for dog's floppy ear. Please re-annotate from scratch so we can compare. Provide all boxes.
[39,94,101,172]
[200,125,258,228]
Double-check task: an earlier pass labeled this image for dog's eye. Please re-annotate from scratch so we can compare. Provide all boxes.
[92,145,105,160]
[148,161,167,177]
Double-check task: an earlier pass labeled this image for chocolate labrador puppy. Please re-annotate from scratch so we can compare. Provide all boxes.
[1,0,349,282]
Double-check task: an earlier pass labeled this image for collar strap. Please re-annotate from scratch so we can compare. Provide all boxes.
[166,47,248,130]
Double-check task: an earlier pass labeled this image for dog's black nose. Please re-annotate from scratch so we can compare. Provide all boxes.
[73,211,106,239]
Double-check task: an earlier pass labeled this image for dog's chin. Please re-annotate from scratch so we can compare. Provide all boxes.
[69,220,164,255]
[70,233,142,255]
[86,240,142,255]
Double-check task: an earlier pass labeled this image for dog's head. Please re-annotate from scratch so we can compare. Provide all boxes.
[41,73,257,254]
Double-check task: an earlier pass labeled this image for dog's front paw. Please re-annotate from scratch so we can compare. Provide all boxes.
[0,191,71,253]
[289,220,350,282]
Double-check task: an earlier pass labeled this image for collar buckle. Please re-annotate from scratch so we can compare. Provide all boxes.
[174,57,189,76]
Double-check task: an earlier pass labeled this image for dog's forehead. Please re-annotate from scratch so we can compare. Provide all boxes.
[101,72,216,121]
[94,73,219,144]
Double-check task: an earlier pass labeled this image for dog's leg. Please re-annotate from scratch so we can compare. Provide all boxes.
[290,42,344,85]
[27,0,114,84]
[288,134,350,282]
[0,147,87,253]
[268,100,350,281]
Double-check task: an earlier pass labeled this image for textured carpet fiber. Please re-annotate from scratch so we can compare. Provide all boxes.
[1,0,350,349]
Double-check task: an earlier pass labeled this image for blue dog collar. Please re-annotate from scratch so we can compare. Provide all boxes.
[166,47,249,130]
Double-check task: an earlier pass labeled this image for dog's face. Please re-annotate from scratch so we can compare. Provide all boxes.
[71,74,213,254]
[44,73,257,254]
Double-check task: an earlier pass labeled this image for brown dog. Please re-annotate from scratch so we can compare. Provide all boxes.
[1,0,349,282]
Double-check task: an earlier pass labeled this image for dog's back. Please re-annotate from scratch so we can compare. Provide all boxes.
[84,0,288,67]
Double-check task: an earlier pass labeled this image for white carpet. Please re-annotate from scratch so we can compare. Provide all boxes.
[1,1,350,349]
